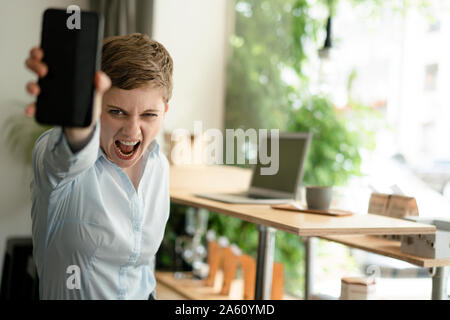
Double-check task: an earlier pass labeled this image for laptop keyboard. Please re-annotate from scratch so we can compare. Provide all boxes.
[228,192,279,200]
[246,194,275,199]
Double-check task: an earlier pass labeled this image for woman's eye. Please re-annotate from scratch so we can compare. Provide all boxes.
[144,113,158,118]
[110,110,123,115]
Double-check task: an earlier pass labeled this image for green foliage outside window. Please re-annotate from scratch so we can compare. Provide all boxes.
[287,94,381,187]
[225,0,323,131]
[212,0,433,297]
[209,0,383,297]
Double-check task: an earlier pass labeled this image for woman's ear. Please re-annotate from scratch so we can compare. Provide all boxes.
[164,103,169,114]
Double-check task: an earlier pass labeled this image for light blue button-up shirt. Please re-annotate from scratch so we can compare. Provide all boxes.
[30,122,170,299]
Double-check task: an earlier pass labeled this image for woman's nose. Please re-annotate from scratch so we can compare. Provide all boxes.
[123,117,141,138]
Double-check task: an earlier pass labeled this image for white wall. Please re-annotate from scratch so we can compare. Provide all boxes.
[152,0,229,135]
[0,0,89,282]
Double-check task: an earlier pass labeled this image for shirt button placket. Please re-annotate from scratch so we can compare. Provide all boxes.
[118,267,127,299]
[131,196,142,265]
[136,199,144,255]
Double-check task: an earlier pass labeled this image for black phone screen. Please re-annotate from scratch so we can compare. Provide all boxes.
[36,8,103,127]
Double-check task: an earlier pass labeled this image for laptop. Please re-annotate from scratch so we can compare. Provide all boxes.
[195,132,311,204]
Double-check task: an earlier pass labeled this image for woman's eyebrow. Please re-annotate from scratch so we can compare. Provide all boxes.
[107,104,124,110]
[107,105,161,114]
[143,108,162,113]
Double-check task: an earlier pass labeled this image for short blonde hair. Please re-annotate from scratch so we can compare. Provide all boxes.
[101,33,173,103]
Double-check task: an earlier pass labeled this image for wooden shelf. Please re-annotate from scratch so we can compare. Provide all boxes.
[155,271,297,300]
[320,234,450,268]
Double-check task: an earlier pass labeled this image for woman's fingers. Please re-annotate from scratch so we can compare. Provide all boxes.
[26,81,40,96]
[25,47,43,118]
[30,47,44,60]
[25,103,36,118]
[25,57,48,77]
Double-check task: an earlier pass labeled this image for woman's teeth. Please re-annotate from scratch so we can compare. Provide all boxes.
[115,140,140,158]
[117,148,133,156]
[119,140,139,146]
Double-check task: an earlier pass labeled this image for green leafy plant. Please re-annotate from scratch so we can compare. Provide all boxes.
[156,204,193,271]
[287,94,379,187]
[2,106,50,166]
[225,0,328,131]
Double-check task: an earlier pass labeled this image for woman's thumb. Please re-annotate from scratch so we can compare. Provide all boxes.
[95,71,111,94]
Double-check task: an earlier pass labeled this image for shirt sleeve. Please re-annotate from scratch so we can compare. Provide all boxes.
[32,121,101,191]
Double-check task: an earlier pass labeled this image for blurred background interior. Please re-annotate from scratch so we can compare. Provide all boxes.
[1,0,450,300]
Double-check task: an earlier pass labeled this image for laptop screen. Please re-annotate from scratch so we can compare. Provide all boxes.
[250,133,310,195]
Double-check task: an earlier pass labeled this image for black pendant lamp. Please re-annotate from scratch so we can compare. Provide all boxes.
[319,15,333,59]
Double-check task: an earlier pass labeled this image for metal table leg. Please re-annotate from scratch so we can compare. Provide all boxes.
[304,237,315,300]
[254,225,276,300]
[431,266,448,300]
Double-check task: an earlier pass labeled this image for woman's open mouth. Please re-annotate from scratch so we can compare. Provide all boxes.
[113,139,141,160]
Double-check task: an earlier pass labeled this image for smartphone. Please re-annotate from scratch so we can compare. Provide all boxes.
[36,8,103,127]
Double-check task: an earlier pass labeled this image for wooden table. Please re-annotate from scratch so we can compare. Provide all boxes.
[169,165,436,299]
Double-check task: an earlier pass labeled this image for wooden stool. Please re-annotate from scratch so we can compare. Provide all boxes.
[239,254,256,300]
[220,246,240,295]
[271,262,284,300]
[239,254,284,300]
[205,241,220,287]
